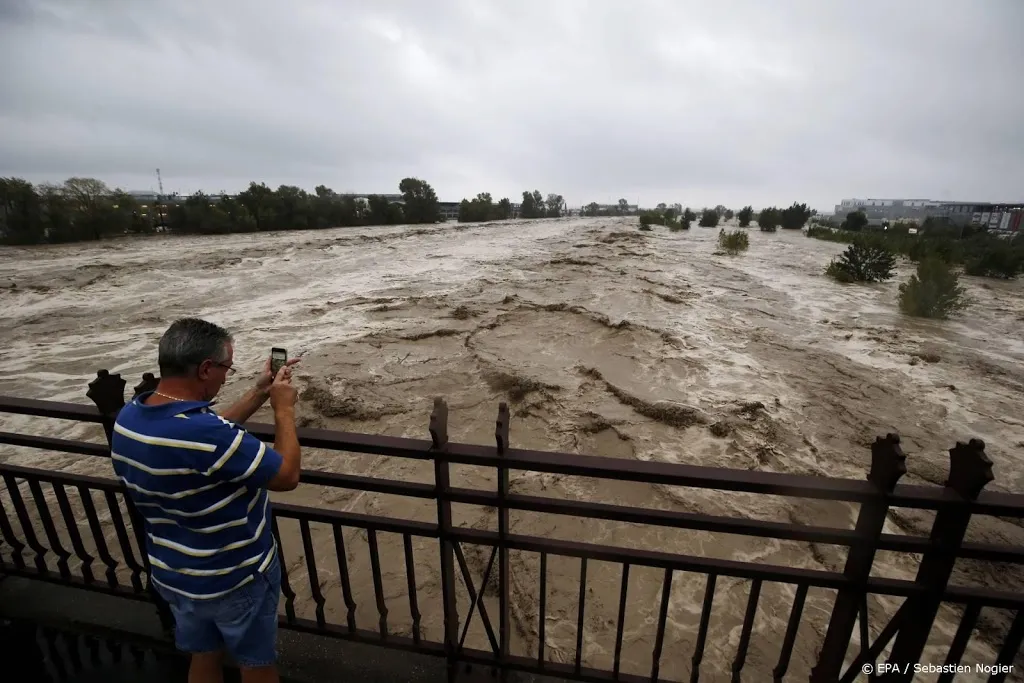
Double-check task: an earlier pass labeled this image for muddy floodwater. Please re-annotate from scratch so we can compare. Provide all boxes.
[2,217,1023,682]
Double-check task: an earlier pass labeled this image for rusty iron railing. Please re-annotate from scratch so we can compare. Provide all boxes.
[1,370,1023,683]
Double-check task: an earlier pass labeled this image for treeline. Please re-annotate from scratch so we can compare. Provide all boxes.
[457,190,565,223]
[0,176,442,244]
[755,203,813,232]
[581,199,637,217]
[809,214,1024,279]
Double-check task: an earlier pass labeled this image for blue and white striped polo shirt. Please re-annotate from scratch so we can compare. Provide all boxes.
[111,393,283,600]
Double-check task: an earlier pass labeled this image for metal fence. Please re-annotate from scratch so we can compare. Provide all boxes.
[1,370,1023,682]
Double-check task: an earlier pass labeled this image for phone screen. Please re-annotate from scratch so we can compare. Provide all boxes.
[271,348,287,376]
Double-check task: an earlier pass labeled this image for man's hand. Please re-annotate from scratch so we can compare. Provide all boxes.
[256,355,301,393]
[269,365,298,413]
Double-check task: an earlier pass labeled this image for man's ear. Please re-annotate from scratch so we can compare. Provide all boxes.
[196,359,213,380]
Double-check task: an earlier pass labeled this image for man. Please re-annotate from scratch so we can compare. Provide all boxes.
[112,318,302,683]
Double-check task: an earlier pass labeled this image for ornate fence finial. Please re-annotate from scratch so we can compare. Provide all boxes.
[495,402,510,455]
[133,372,159,399]
[946,438,993,500]
[429,397,448,449]
[86,370,126,418]
[867,433,906,492]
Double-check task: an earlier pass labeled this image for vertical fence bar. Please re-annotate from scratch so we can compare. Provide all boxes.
[576,557,589,675]
[299,519,326,628]
[3,474,47,572]
[651,568,673,682]
[103,491,144,592]
[496,401,511,681]
[430,397,459,683]
[884,439,992,680]
[332,523,358,633]
[271,515,297,623]
[403,533,422,644]
[51,482,95,584]
[613,563,630,679]
[937,603,981,683]
[989,609,1024,683]
[0,487,27,570]
[367,528,389,638]
[773,583,808,683]
[811,434,905,683]
[26,478,71,579]
[78,486,119,588]
[691,573,718,683]
[731,578,762,683]
[538,551,548,669]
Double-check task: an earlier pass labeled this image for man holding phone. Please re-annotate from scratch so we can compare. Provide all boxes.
[111,318,302,683]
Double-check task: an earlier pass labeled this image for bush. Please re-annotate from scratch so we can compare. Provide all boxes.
[758,207,780,232]
[779,202,812,230]
[807,225,855,243]
[840,211,868,232]
[699,209,720,227]
[668,216,690,232]
[963,243,1024,279]
[898,258,969,319]
[825,240,897,283]
[683,208,697,222]
[639,212,656,228]
[718,229,749,255]
[724,209,735,221]
[737,206,753,227]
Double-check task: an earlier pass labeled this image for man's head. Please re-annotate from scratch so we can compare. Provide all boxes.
[158,318,234,401]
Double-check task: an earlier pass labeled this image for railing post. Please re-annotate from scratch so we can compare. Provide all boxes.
[496,402,511,682]
[810,434,906,683]
[86,370,175,639]
[430,397,459,683]
[880,439,992,681]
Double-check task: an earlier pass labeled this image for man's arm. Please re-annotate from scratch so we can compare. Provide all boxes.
[219,384,269,424]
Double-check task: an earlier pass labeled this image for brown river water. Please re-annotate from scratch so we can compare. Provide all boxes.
[2,217,1023,681]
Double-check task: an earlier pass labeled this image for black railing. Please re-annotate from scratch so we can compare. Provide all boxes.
[1,370,1023,682]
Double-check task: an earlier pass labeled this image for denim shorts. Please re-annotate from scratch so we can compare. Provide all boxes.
[155,552,282,667]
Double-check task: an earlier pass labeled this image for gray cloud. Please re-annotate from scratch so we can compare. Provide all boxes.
[1,0,1021,210]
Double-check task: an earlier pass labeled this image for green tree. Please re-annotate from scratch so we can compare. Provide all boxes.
[683,207,697,222]
[758,207,780,232]
[399,177,440,223]
[497,198,512,219]
[656,203,667,212]
[0,177,43,244]
[546,193,564,218]
[62,177,113,240]
[724,208,735,221]
[618,198,629,215]
[779,202,812,230]
[520,191,537,218]
[898,258,969,319]
[841,210,868,232]
[737,206,753,227]
[825,240,897,283]
[237,182,275,231]
[699,208,719,227]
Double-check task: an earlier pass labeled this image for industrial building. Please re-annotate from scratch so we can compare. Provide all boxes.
[833,197,1023,234]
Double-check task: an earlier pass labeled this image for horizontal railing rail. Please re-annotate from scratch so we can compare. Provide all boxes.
[2,373,1024,683]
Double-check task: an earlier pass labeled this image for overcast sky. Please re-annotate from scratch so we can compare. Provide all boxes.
[2,0,1022,211]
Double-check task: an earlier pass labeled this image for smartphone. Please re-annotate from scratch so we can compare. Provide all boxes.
[270,348,287,377]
